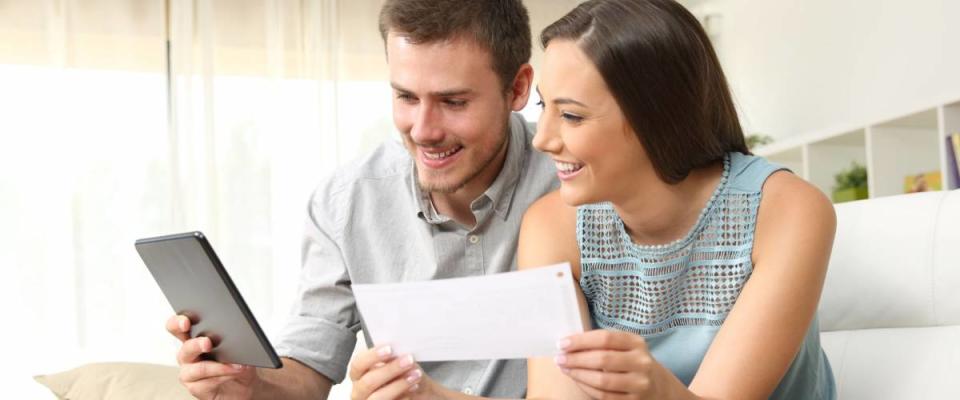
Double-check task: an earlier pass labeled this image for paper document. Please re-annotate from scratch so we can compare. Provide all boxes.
[353,263,584,361]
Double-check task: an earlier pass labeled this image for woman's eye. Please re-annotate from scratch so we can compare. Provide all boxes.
[561,112,584,123]
[535,100,545,109]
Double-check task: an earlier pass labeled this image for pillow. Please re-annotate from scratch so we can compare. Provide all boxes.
[34,362,194,400]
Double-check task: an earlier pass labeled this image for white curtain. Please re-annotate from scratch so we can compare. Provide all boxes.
[0,0,394,396]
[0,0,576,397]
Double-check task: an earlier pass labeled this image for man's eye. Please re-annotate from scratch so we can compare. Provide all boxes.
[535,100,544,109]
[444,99,467,107]
[397,94,416,103]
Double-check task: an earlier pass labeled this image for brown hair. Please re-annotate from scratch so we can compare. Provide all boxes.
[379,0,531,91]
[541,0,749,183]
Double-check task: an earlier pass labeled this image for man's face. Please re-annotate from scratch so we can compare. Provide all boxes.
[387,33,514,194]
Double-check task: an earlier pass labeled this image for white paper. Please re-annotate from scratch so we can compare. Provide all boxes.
[352,263,584,361]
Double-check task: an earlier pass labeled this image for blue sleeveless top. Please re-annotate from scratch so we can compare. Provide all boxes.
[576,152,835,400]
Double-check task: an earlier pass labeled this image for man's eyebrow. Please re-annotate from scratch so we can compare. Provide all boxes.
[390,82,473,97]
[390,82,411,93]
[535,86,588,107]
[434,88,473,97]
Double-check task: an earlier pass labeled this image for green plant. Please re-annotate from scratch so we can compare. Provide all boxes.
[833,162,867,191]
[745,133,773,150]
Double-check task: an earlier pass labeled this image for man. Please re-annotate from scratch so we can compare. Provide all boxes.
[165,0,558,398]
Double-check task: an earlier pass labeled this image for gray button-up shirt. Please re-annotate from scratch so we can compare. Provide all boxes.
[275,113,558,397]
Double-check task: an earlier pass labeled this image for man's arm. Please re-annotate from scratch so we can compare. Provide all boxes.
[272,182,364,390]
[168,317,335,400]
[254,357,333,399]
[167,181,360,399]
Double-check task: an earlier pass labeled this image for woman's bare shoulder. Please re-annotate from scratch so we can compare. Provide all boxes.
[518,190,580,270]
[523,190,577,228]
[754,170,837,266]
[759,171,835,224]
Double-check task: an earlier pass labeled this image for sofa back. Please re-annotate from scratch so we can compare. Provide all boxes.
[818,190,960,399]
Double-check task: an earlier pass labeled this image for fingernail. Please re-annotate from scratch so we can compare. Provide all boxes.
[399,355,414,368]
[377,346,393,358]
[179,318,187,331]
[561,367,571,374]
[202,338,212,352]
[406,369,422,384]
[557,338,571,350]
[232,364,244,370]
[555,354,567,366]
[409,383,420,392]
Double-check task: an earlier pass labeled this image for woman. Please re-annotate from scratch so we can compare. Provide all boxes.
[520,0,837,399]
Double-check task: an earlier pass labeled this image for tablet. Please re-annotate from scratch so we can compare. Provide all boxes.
[135,231,282,368]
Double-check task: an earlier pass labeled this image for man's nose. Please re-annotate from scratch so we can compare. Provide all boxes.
[410,102,444,144]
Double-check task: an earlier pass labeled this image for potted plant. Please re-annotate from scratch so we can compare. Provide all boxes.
[832,162,868,203]
[745,133,773,150]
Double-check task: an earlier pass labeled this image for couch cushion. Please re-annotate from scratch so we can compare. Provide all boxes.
[821,190,960,331]
[34,362,193,400]
[821,326,960,399]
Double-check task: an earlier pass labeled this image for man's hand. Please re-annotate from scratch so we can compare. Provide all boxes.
[349,345,426,400]
[166,315,259,399]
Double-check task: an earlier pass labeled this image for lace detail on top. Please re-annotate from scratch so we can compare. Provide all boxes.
[578,153,763,337]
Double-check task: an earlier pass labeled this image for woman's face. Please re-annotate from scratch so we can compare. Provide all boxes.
[533,40,652,206]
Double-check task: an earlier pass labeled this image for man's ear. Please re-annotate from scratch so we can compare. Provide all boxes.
[508,63,534,111]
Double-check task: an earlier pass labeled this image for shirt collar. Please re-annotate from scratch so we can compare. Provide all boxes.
[486,113,527,220]
[409,113,530,223]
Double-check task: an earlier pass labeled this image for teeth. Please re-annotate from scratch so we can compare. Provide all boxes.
[555,161,583,173]
[424,146,461,160]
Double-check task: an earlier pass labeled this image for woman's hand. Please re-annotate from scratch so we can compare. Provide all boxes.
[555,330,694,400]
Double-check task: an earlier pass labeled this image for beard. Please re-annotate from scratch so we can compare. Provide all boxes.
[414,119,511,194]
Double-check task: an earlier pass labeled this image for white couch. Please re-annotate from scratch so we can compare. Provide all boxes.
[819,189,960,399]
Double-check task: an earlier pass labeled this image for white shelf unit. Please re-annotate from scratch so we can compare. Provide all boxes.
[754,98,960,202]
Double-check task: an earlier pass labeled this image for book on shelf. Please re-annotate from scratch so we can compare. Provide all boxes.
[949,133,960,189]
[904,170,942,193]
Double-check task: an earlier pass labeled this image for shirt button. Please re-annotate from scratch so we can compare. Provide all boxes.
[462,387,474,395]
[468,235,480,244]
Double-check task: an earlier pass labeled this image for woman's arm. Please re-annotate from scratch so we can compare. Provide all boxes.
[688,171,837,399]
[517,191,592,400]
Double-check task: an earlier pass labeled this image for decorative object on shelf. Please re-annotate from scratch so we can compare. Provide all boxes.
[745,133,773,150]
[904,170,942,193]
[949,133,960,188]
[832,162,868,203]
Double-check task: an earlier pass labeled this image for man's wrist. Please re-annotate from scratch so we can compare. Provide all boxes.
[250,368,266,399]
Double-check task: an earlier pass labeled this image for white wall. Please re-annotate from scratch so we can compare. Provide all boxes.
[694,0,960,140]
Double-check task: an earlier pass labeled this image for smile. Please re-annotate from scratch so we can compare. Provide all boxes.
[554,160,584,181]
[423,145,463,160]
[555,161,584,173]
